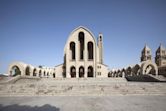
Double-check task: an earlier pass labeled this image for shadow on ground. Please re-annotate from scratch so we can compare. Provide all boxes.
[126,75,160,82]
[0,104,60,111]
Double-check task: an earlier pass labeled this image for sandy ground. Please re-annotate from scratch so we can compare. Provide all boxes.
[0,95,166,111]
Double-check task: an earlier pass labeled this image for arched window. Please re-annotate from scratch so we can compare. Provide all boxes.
[25,66,30,76]
[88,42,93,60]
[10,66,21,76]
[79,66,84,77]
[33,68,37,76]
[70,42,75,60]
[79,32,84,60]
[70,66,76,78]
[88,66,93,77]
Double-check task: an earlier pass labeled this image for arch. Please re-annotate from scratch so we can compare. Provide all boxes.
[117,70,121,77]
[25,66,30,76]
[113,71,117,77]
[108,72,111,77]
[39,70,42,77]
[43,71,46,77]
[88,42,93,60]
[122,68,125,73]
[70,42,75,60]
[79,66,84,78]
[64,26,97,55]
[88,66,93,77]
[8,62,27,76]
[126,67,132,76]
[10,65,21,76]
[133,64,140,75]
[70,66,76,78]
[141,61,158,75]
[53,73,56,78]
[33,68,37,76]
[47,72,49,77]
[79,32,84,60]
[121,68,126,77]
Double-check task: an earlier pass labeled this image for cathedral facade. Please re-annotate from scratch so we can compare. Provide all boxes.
[8,26,166,78]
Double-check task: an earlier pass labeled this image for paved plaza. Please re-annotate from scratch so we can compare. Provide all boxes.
[0,95,166,111]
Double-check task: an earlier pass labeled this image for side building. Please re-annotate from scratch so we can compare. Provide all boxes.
[110,44,166,78]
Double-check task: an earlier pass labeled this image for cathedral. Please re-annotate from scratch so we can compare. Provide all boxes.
[8,26,109,78]
[8,26,166,78]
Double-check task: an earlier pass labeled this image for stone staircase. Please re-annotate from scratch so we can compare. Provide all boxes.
[149,75,166,82]
[0,76,19,84]
[0,76,166,96]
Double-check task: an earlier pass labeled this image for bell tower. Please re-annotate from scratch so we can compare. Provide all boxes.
[141,44,152,62]
[155,44,166,66]
[98,33,103,64]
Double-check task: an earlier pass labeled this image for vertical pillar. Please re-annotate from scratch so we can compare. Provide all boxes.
[122,72,125,78]
[85,67,87,78]
[76,67,79,78]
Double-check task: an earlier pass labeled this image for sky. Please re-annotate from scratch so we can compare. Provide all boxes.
[0,0,166,73]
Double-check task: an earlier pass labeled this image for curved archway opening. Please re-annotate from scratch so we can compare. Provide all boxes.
[113,71,117,77]
[126,67,132,76]
[70,66,76,78]
[44,71,46,77]
[25,66,30,76]
[79,66,84,78]
[10,66,21,76]
[133,64,140,75]
[122,69,126,77]
[33,68,37,76]
[39,70,42,77]
[47,72,49,78]
[108,72,111,77]
[88,66,93,77]
[53,73,55,78]
[117,70,121,77]
[145,65,156,75]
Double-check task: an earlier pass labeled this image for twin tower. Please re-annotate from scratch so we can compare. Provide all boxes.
[141,44,166,67]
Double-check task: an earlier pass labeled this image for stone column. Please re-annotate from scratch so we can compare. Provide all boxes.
[85,67,87,78]
[76,67,79,78]
[122,72,125,78]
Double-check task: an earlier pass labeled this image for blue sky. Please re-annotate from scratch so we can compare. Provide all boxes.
[0,0,166,73]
